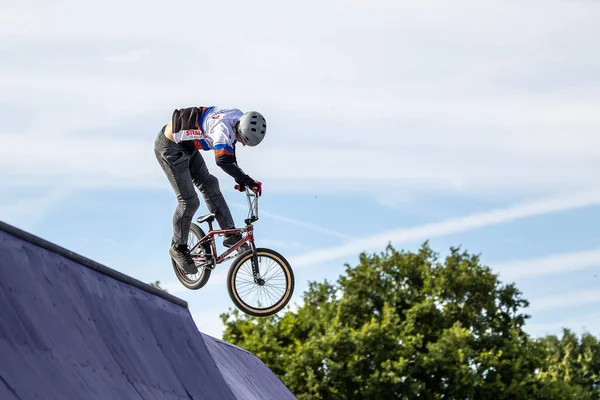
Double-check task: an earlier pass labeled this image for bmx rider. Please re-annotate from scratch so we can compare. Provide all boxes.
[154,106,265,275]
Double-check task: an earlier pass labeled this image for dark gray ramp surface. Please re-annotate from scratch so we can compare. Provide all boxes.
[203,336,294,400]
[0,221,296,400]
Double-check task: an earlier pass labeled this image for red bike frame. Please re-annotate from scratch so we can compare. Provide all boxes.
[189,187,260,268]
[190,225,254,266]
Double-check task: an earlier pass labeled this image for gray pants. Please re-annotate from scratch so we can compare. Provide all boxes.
[154,127,236,245]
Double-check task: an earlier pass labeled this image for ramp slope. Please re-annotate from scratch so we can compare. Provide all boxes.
[0,221,296,400]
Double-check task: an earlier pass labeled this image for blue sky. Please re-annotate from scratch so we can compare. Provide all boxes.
[1,0,600,339]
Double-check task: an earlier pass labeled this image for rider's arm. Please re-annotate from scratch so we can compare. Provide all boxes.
[212,124,256,186]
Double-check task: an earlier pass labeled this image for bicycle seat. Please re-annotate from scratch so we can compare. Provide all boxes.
[197,213,216,224]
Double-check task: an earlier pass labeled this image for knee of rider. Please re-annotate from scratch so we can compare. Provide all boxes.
[203,174,220,191]
[182,195,200,215]
[200,175,220,194]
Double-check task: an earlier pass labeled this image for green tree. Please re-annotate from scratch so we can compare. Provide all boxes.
[536,329,600,398]
[221,242,591,399]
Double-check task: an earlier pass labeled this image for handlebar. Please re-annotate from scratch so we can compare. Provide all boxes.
[234,182,262,197]
[236,184,260,224]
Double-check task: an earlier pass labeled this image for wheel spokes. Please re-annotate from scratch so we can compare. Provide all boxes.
[233,254,289,310]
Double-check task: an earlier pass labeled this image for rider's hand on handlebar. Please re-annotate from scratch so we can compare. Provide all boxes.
[234,180,262,196]
[249,181,262,196]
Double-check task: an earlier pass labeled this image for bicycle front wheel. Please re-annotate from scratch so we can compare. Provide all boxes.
[226,247,295,317]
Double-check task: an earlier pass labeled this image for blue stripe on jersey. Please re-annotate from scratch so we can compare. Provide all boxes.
[214,143,234,153]
[196,139,211,150]
[198,106,215,132]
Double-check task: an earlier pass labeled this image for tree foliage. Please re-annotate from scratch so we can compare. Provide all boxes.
[536,329,600,398]
[221,242,599,399]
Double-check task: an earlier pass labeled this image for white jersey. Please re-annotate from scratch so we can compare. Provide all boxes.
[172,106,243,158]
[168,105,254,184]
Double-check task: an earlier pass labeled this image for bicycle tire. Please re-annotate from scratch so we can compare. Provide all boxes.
[172,223,212,290]
[226,247,295,317]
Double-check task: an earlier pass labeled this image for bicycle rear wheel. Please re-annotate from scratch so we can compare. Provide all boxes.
[172,223,212,290]
[226,247,294,317]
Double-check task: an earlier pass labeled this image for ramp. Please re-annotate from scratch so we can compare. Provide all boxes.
[0,221,296,400]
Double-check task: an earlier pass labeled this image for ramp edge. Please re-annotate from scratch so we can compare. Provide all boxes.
[0,220,188,309]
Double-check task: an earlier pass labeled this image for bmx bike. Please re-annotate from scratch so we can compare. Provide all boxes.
[171,186,295,317]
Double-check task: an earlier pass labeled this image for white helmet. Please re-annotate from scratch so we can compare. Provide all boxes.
[238,111,266,146]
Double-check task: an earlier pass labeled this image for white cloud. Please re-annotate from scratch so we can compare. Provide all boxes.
[230,202,352,240]
[0,135,163,189]
[1,0,599,201]
[288,191,600,268]
[2,0,600,188]
[494,248,600,280]
[104,49,151,64]
[258,239,312,251]
[526,311,600,338]
[1,128,598,205]
[529,288,600,312]
[0,187,74,230]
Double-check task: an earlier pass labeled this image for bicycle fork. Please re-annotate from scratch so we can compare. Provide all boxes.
[247,226,265,286]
